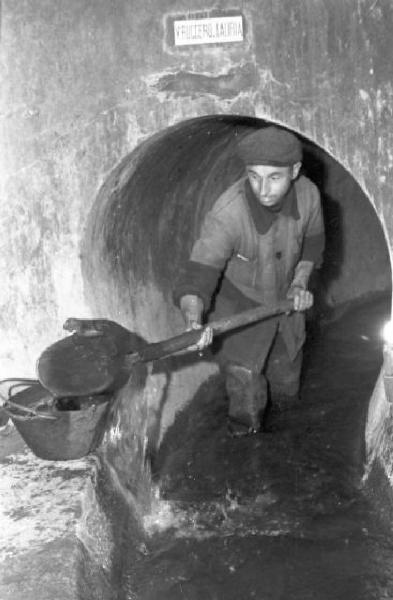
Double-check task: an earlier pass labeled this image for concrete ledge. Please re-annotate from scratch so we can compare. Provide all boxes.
[0,425,96,600]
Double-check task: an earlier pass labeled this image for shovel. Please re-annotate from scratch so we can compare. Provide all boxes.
[37,299,294,398]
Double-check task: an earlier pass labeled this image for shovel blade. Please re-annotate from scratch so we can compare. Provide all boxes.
[37,334,126,396]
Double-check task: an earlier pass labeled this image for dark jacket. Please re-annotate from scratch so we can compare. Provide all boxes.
[174,174,324,359]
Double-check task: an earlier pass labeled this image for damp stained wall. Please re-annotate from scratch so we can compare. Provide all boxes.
[2,1,393,595]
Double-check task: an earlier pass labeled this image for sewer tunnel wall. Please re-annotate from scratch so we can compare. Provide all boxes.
[77,115,392,597]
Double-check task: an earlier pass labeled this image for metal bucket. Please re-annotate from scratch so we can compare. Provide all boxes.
[2,380,111,461]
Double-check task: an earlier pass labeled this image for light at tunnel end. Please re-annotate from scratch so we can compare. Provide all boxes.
[382,321,393,346]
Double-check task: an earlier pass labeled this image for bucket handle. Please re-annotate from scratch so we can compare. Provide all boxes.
[1,396,57,421]
[0,379,57,421]
[0,378,41,397]
[7,380,42,400]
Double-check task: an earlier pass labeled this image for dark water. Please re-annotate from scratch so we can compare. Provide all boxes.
[110,295,393,600]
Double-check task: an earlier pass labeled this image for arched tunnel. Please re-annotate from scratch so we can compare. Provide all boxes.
[79,116,393,599]
[83,115,390,322]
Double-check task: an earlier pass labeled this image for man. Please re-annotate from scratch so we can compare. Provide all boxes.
[174,126,325,437]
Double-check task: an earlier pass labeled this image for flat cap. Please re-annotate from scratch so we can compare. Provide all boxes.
[237,126,302,166]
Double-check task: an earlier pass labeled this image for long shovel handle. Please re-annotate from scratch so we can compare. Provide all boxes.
[127,299,294,365]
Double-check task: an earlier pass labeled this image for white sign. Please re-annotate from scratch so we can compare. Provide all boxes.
[174,16,244,46]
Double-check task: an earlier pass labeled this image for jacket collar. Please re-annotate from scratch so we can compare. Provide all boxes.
[244,178,300,234]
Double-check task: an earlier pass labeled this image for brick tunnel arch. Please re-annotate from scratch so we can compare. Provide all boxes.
[78,116,393,580]
[81,114,391,341]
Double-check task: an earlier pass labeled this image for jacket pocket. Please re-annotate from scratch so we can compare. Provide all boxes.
[226,252,258,288]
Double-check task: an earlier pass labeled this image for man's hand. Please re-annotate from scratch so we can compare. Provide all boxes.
[194,326,214,351]
[286,285,314,311]
[287,260,314,311]
[179,295,213,354]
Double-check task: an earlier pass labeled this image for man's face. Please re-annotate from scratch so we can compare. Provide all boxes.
[246,163,301,207]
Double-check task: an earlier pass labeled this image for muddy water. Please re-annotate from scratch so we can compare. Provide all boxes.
[113,295,393,600]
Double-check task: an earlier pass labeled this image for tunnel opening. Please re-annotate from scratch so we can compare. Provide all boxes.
[82,114,391,323]
[81,113,391,447]
[79,115,392,599]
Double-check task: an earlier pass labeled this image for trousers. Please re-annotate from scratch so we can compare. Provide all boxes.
[210,295,303,428]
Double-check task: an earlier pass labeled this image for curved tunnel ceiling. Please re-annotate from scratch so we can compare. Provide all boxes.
[82,115,391,323]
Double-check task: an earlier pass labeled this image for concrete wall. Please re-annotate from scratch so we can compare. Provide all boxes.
[2,0,392,433]
[2,1,393,597]
[2,0,393,376]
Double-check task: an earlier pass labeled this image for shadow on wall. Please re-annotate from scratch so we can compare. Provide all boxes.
[82,114,391,330]
[301,141,391,314]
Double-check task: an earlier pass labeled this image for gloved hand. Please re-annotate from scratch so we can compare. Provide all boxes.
[180,294,204,330]
[179,295,213,352]
[194,326,214,352]
[287,260,314,311]
[286,285,313,311]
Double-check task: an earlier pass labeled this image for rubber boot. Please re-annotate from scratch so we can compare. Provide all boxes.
[224,364,268,437]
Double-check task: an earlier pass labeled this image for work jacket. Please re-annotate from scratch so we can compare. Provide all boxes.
[175,174,324,359]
